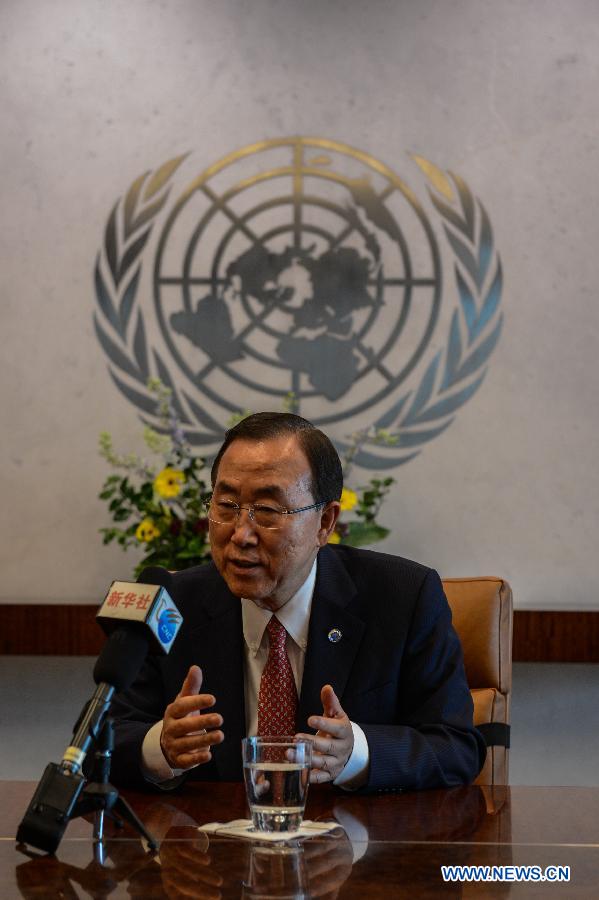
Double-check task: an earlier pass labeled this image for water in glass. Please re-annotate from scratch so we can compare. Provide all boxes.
[243,738,311,832]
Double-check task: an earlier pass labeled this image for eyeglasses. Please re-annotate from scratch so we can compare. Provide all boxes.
[204,497,329,531]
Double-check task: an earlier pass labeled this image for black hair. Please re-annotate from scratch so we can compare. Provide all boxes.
[210,412,343,504]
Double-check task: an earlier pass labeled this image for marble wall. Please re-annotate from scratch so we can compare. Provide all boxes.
[2,0,598,608]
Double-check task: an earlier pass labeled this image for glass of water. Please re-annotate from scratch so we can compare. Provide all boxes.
[242,736,312,832]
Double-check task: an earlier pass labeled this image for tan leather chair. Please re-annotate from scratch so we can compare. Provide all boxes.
[442,577,513,786]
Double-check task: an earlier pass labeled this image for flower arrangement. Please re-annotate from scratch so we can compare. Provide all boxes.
[329,426,396,547]
[98,382,395,576]
[98,380,212,577]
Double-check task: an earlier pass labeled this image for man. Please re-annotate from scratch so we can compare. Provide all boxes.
[110,413,485,791]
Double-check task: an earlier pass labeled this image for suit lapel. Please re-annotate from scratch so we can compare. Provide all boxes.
[297,547,365,731]
[187,575,246,781]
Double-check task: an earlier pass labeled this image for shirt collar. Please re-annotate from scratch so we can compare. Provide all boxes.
[241,559,317,657]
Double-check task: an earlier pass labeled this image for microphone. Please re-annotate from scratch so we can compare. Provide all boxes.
[61,567,182,775]
[16,567,182,853]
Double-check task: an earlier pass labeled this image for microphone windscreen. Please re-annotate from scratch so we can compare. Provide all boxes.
[137,566,173,589]
[93,627,149,691]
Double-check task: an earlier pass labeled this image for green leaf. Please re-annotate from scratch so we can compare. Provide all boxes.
[177,546,207,559]
[341,522,390,547]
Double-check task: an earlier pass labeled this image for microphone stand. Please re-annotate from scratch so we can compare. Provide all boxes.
[87,718,157,853]
[17,718,157,855]
[92,716,113,860]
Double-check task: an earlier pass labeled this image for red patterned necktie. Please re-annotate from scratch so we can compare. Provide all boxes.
[258,616,298,736]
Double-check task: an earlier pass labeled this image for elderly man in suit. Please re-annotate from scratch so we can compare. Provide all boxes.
[110,412,485,791]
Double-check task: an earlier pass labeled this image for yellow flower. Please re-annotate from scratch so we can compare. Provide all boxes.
[328,531,341,544]
[154,467,185,498]
[340,488,358,512]
[135,518,161,542]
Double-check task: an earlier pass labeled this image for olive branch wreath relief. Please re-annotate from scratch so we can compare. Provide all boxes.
[92,153,220,443]
[337,158,503,472]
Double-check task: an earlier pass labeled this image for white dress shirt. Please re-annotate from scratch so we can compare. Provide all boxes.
[141,559,369,787]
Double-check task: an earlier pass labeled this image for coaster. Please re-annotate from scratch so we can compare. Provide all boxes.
[198,819,341,842]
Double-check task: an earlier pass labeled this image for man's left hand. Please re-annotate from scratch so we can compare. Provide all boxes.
[296,684,354,784]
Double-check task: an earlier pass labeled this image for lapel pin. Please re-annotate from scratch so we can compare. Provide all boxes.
[328,628,342,643]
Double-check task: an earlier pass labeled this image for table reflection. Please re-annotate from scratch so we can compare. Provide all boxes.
[159,827,353,900]
[243,845,309,900]
[12,784,512,899]
[15,839,160,898]
[331,784,492,843]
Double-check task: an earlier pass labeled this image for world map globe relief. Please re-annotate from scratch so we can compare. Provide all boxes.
[153,138,441,425]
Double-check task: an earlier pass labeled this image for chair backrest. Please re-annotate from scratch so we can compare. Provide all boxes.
[442,577,513,787]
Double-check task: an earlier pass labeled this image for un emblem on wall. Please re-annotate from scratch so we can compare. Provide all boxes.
[94,137,503,469]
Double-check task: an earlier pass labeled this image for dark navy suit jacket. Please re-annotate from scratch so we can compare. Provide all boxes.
[109,545,486,791]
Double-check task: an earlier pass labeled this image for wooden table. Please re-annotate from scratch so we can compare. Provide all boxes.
[3,781,598,897]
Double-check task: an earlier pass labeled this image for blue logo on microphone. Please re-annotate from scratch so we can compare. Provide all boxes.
[157,608,181,644]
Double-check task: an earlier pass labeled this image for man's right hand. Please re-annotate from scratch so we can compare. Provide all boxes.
[160,665,224,771]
